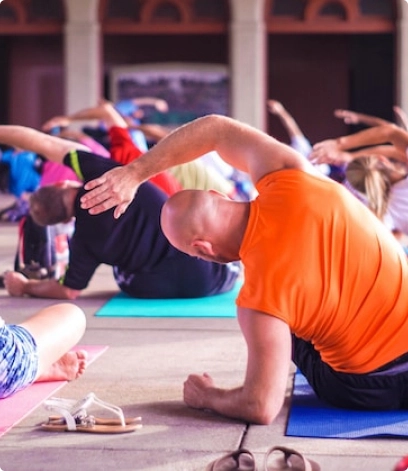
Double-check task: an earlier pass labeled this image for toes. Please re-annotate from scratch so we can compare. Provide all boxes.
[75,350,88,361]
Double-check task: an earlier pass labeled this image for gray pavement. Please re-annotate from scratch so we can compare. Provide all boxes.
[0,193,406,471]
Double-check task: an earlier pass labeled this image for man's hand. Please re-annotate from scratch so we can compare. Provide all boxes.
[4,271,28,297]
[81,166,140,219]
[181,309,292,425]
[184,373,215,409]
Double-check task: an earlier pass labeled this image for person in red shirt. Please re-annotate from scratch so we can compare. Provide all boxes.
[42,100,182,196]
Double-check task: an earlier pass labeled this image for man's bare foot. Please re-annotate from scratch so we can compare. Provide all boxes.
[37,350,88,383]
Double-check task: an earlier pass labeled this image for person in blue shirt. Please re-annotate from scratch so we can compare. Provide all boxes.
[0,147,42,197]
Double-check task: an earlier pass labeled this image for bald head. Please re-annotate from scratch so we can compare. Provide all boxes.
[161,190,210,250]
[161,189,248,263]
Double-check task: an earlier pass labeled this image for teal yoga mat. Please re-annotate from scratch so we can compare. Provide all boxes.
[95,283,241,318]
[286,371,408,439]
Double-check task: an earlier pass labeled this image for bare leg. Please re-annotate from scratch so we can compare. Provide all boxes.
[20,303,87,383]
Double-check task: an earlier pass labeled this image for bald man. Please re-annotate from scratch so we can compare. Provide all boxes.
[80,115,408,424]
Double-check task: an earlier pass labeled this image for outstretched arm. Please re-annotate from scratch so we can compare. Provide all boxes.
[267,99,305,140]
[0,126,88,164]
[42,100,128,133]
[350,144,407,162]
[183,308,292,424]
[81,114,315,218]
[4,272,81,300]
[311,124,408,166]
[393,105,408,131]
[334,109,391,127]
[132,97,169,113]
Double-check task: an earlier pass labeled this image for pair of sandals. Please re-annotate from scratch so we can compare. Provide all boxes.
[40,392,142,434]
[207,446,320,471]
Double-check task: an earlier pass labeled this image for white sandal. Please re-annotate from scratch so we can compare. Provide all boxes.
[41,392,142,434]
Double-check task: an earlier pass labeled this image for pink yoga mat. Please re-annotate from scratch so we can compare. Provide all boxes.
[0,345,108,437]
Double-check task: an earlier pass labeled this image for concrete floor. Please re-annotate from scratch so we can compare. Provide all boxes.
[0,193,406,471]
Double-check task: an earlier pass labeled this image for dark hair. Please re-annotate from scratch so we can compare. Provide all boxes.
[29,185,70,226]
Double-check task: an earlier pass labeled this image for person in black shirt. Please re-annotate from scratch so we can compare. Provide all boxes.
[1,126,239,300]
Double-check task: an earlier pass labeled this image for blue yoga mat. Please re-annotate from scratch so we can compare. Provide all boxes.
[95,282,241,318]
[286,371,408,439]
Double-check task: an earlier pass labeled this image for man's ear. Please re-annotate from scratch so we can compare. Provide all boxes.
[192,239,215,256]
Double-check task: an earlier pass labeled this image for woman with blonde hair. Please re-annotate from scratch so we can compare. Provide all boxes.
[345,156,408,245]
[311,123,408,237]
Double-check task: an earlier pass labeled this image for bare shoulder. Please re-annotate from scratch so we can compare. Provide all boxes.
[249,135,315,182]
[210,115,311,182]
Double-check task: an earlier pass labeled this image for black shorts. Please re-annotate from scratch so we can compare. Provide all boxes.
[293,336,408,410]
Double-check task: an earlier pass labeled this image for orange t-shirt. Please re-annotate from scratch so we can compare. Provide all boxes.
[236,169,408,373]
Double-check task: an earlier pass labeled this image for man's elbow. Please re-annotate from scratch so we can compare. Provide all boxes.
[250,409,278,426]
[246,400,281,425]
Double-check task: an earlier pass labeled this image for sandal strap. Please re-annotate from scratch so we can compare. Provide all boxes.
[263,446,314,471]
[43,398,77,431]
[72,393,126,426]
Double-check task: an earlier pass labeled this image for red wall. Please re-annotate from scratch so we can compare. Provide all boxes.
[8,36,64,128]
[0,31,394,140]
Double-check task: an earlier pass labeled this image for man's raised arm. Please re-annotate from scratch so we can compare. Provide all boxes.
[81,114,312,219]
[0,125,88,164]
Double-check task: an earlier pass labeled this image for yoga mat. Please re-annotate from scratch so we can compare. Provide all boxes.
[286,371,408,439]
[95,283,241,318]
[0,344,108,437]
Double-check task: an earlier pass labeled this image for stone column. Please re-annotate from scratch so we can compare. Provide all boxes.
[396,0,408,114]
[63,0,101,114]
[229,0,267,130]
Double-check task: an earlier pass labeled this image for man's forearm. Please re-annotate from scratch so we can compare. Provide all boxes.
[199,385,281,425]
[81,114,303,217]
[124,115,254,183]
[22,278,79,300]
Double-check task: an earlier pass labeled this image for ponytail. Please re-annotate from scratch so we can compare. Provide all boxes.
[345,156,392,220]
